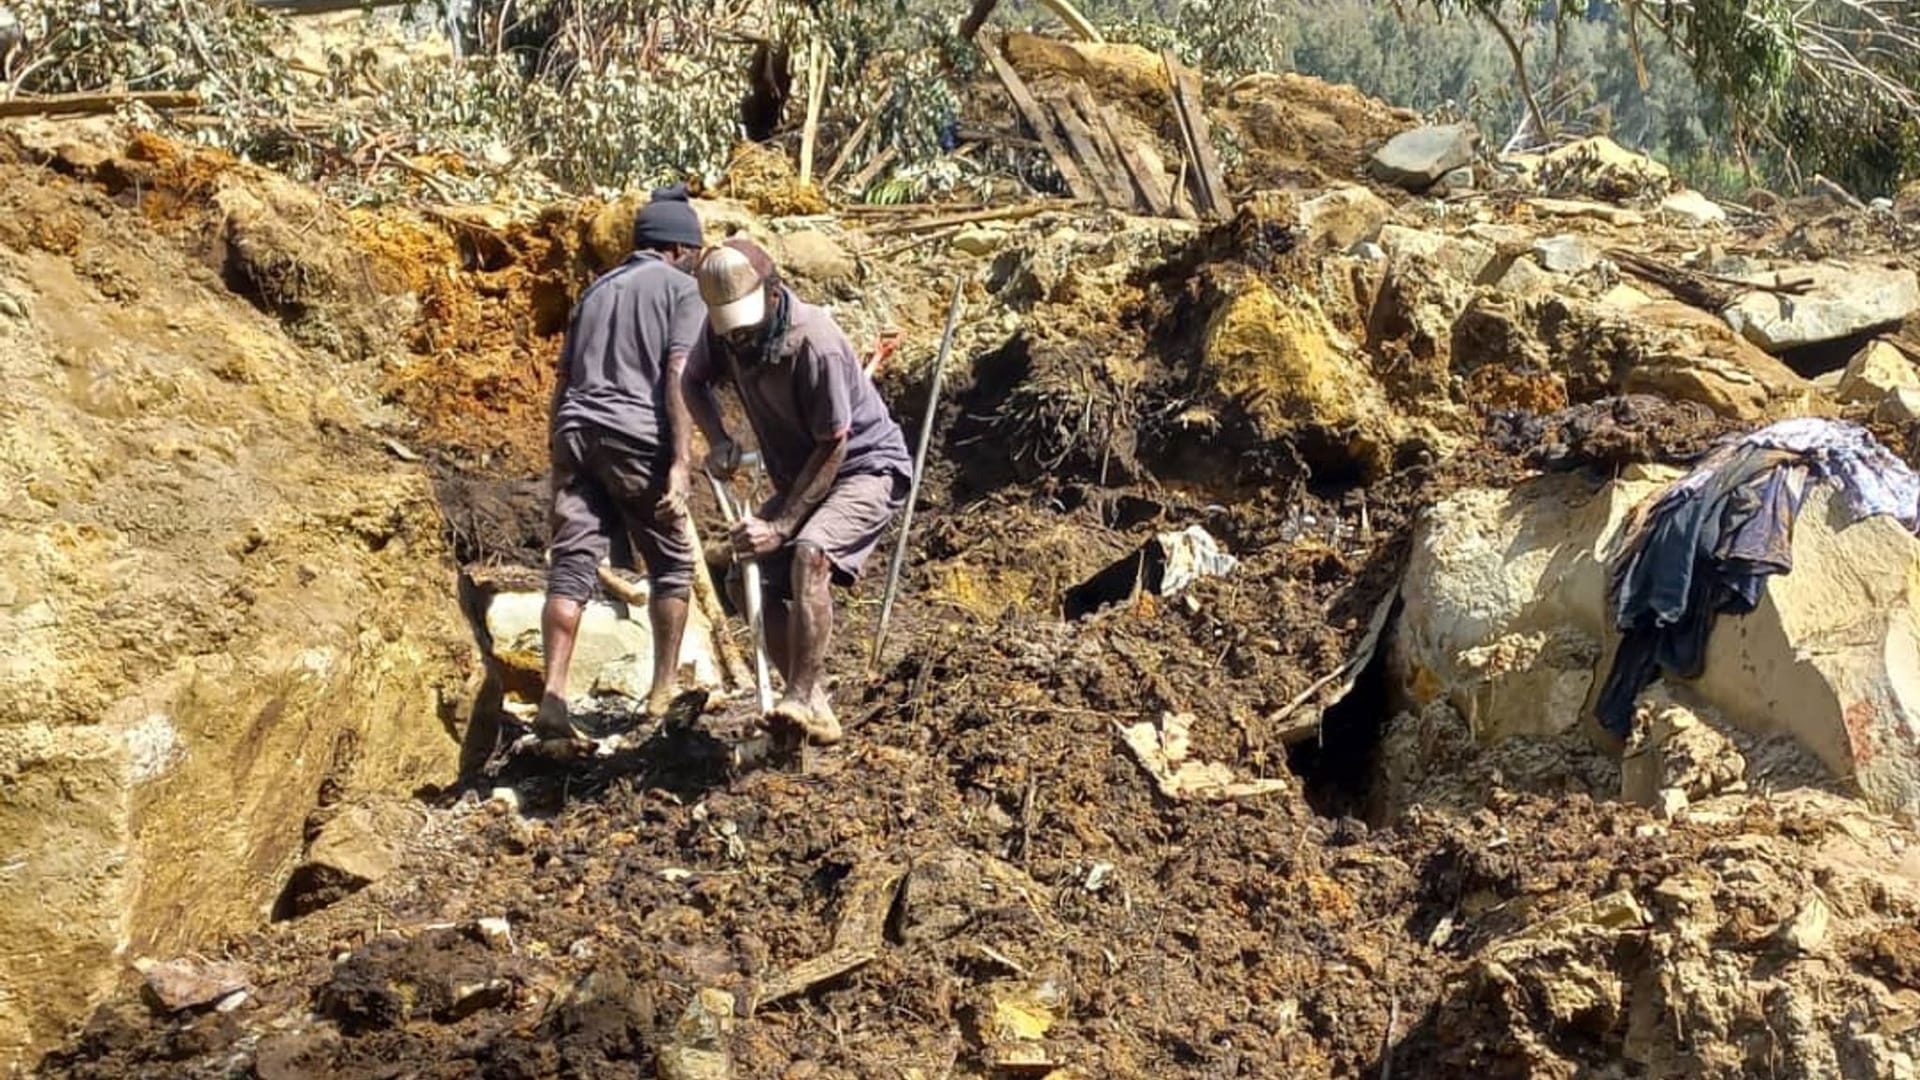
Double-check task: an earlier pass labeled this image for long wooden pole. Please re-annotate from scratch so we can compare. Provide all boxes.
[868,274,966,674]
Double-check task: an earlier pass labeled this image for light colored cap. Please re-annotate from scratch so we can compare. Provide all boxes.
[697,240,772,334]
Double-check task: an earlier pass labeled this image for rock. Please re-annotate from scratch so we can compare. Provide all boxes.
[949,225,1008,257]
[1435,166,1475,194]
[1369,123,1478,191]
[135,958,251,1013]
[0,291,22,319]
[1378,224,1499,286]
[1838,341,1919,404]
[1527,197,1646,226]
[1496,257,1555,297]
[486,787,521,814]
[1466,223,1533,249]
[990,982,1064,1040]
[1349,241,1386,263]
[1723,264,1920,353]
[775,230,854,284]
[484,591,723,709]
[1296,185,1392,251]
[1617,302,1812,421]
[276,800,419,918]
[1532,234,1603,274]
[1877,386,1920,424]
[1659,189,1727,227]
[1202,276,1405,477]
[1539,136,1672,201]
[1394,476,1920,814]
[656,987,736,1080]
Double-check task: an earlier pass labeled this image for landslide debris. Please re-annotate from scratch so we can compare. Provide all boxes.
[17,40,1920,1080]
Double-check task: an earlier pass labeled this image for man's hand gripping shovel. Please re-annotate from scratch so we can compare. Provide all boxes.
[702,447,804,769]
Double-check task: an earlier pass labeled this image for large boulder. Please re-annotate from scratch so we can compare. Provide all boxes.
[1377,224,1501,286]
[1369,124,1478,192]
[484,589,725,707]
[1723,264,1920,353]
[0,155,467,1065]
[1393,475,1920,813]
[1203,276,1404,477]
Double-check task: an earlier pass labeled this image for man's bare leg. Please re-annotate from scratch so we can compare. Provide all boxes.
[537,595,587,740]
[772,542,840,744]
[647,594,690,717]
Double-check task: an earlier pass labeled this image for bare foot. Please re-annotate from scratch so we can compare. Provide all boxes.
[770,694,841,746]
[645,684,675,720]
[533,694,587,743]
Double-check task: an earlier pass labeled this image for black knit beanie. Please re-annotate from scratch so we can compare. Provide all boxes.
[632,183,703,250]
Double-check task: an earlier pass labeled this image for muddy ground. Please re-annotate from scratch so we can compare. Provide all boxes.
[15,58,1920,1080]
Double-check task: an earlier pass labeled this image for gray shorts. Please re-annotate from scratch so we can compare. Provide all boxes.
[547,426,694,603]
[759,471,907,600]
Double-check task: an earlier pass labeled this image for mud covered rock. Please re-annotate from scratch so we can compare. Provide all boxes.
[1296,185,1392,251]
[1203,275,1405,477]
[276,799,422,918]
[1396,477,1920,813]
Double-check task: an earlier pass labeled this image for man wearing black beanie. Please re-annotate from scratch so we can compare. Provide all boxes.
[537,184,706,741]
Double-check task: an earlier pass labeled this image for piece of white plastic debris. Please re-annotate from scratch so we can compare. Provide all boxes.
[475,917,514,953]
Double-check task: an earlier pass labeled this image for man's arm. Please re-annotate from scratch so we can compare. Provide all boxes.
[767,434,847,538]
[681,335,737,470]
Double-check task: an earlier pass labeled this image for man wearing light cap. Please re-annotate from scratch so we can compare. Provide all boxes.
[537,184,707,742]
[687,238,912,745]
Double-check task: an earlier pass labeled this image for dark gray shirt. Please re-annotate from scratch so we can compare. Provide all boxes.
[552,252,704,449]
[688,292,913,493]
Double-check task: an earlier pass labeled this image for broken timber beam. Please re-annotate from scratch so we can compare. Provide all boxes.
[864,200,1080,237]
[0,91,201,118]
[979,39,1095,203]
[748,862,906,1014]
[1162,51,1229,219]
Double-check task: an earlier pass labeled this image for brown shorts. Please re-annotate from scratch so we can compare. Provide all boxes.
[759,471,907,601]
[547,426,694,603]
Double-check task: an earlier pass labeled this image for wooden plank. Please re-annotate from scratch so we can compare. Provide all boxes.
[0,91,201,117]
[1097,100,1170,216]
[1067,87,1130,197]
[1162,51,1229,218]
[1048,95,1130,208]
[798,40,827,187]
[979,40,1094,203]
